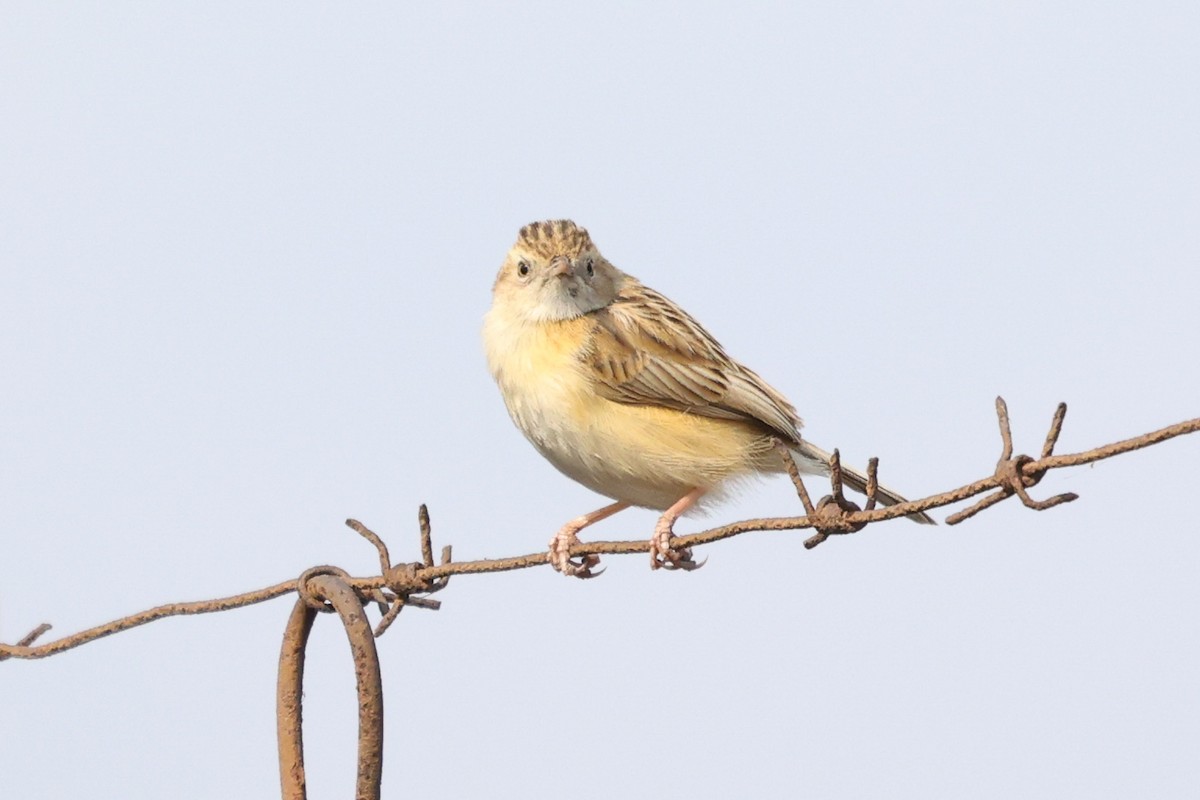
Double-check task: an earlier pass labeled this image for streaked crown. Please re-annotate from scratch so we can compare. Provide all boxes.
[516,219,596,259]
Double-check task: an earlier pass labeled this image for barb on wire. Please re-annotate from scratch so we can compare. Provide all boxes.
[945,398,1079,525]
[2,398,1198,662]
[776,439,817,516]
[776,447,879,550]
[348,505,454,637]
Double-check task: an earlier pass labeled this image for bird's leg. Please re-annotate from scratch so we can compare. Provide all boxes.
[650,488,706,571]
[549,500,631,578]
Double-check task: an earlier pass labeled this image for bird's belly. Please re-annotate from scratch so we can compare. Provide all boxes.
[505,376,770,510]
[485,316,772,510]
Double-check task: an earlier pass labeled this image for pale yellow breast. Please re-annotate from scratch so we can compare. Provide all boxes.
[483,308,595,448]
[483,308,769,509]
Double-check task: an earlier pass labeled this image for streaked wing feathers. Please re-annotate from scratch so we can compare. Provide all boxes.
[586,280,802,442]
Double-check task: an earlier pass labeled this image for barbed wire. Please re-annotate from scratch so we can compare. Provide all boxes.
[4,397,1196,663]
[4,396,1198,799]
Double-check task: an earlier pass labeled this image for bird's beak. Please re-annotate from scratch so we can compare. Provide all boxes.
[547,255,574,278]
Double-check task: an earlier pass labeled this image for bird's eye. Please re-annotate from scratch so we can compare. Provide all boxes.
[585,258,595,277]
[517,260,530,277]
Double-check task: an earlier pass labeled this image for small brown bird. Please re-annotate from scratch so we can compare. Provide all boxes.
[483,220,932,577]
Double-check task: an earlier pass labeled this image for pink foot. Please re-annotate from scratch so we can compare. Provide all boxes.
[548,526,602,578]
[649,518,704,570]
[649,488,707,571]
[546,500,630,579]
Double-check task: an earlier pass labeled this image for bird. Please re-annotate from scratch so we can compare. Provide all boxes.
[482,219,933,577]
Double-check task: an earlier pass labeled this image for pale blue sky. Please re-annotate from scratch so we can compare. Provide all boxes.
[3,3,1198,798]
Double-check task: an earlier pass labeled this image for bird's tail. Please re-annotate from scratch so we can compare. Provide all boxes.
[792,441,935,525]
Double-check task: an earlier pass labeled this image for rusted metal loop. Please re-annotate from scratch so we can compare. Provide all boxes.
[278,573,384,800]
[296,565,351,612]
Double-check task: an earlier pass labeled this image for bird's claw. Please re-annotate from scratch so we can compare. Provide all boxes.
[661,553,706,571]
[649,527,704,571]
[548,531,604,579]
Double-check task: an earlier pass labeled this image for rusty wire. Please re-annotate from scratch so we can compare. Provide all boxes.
[2,398,1198,663]
[278,571,384,800]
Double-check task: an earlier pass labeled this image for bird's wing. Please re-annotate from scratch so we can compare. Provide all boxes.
[585,279,803,442]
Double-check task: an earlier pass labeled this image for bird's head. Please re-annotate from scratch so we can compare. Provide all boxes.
[492,220,623,322]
